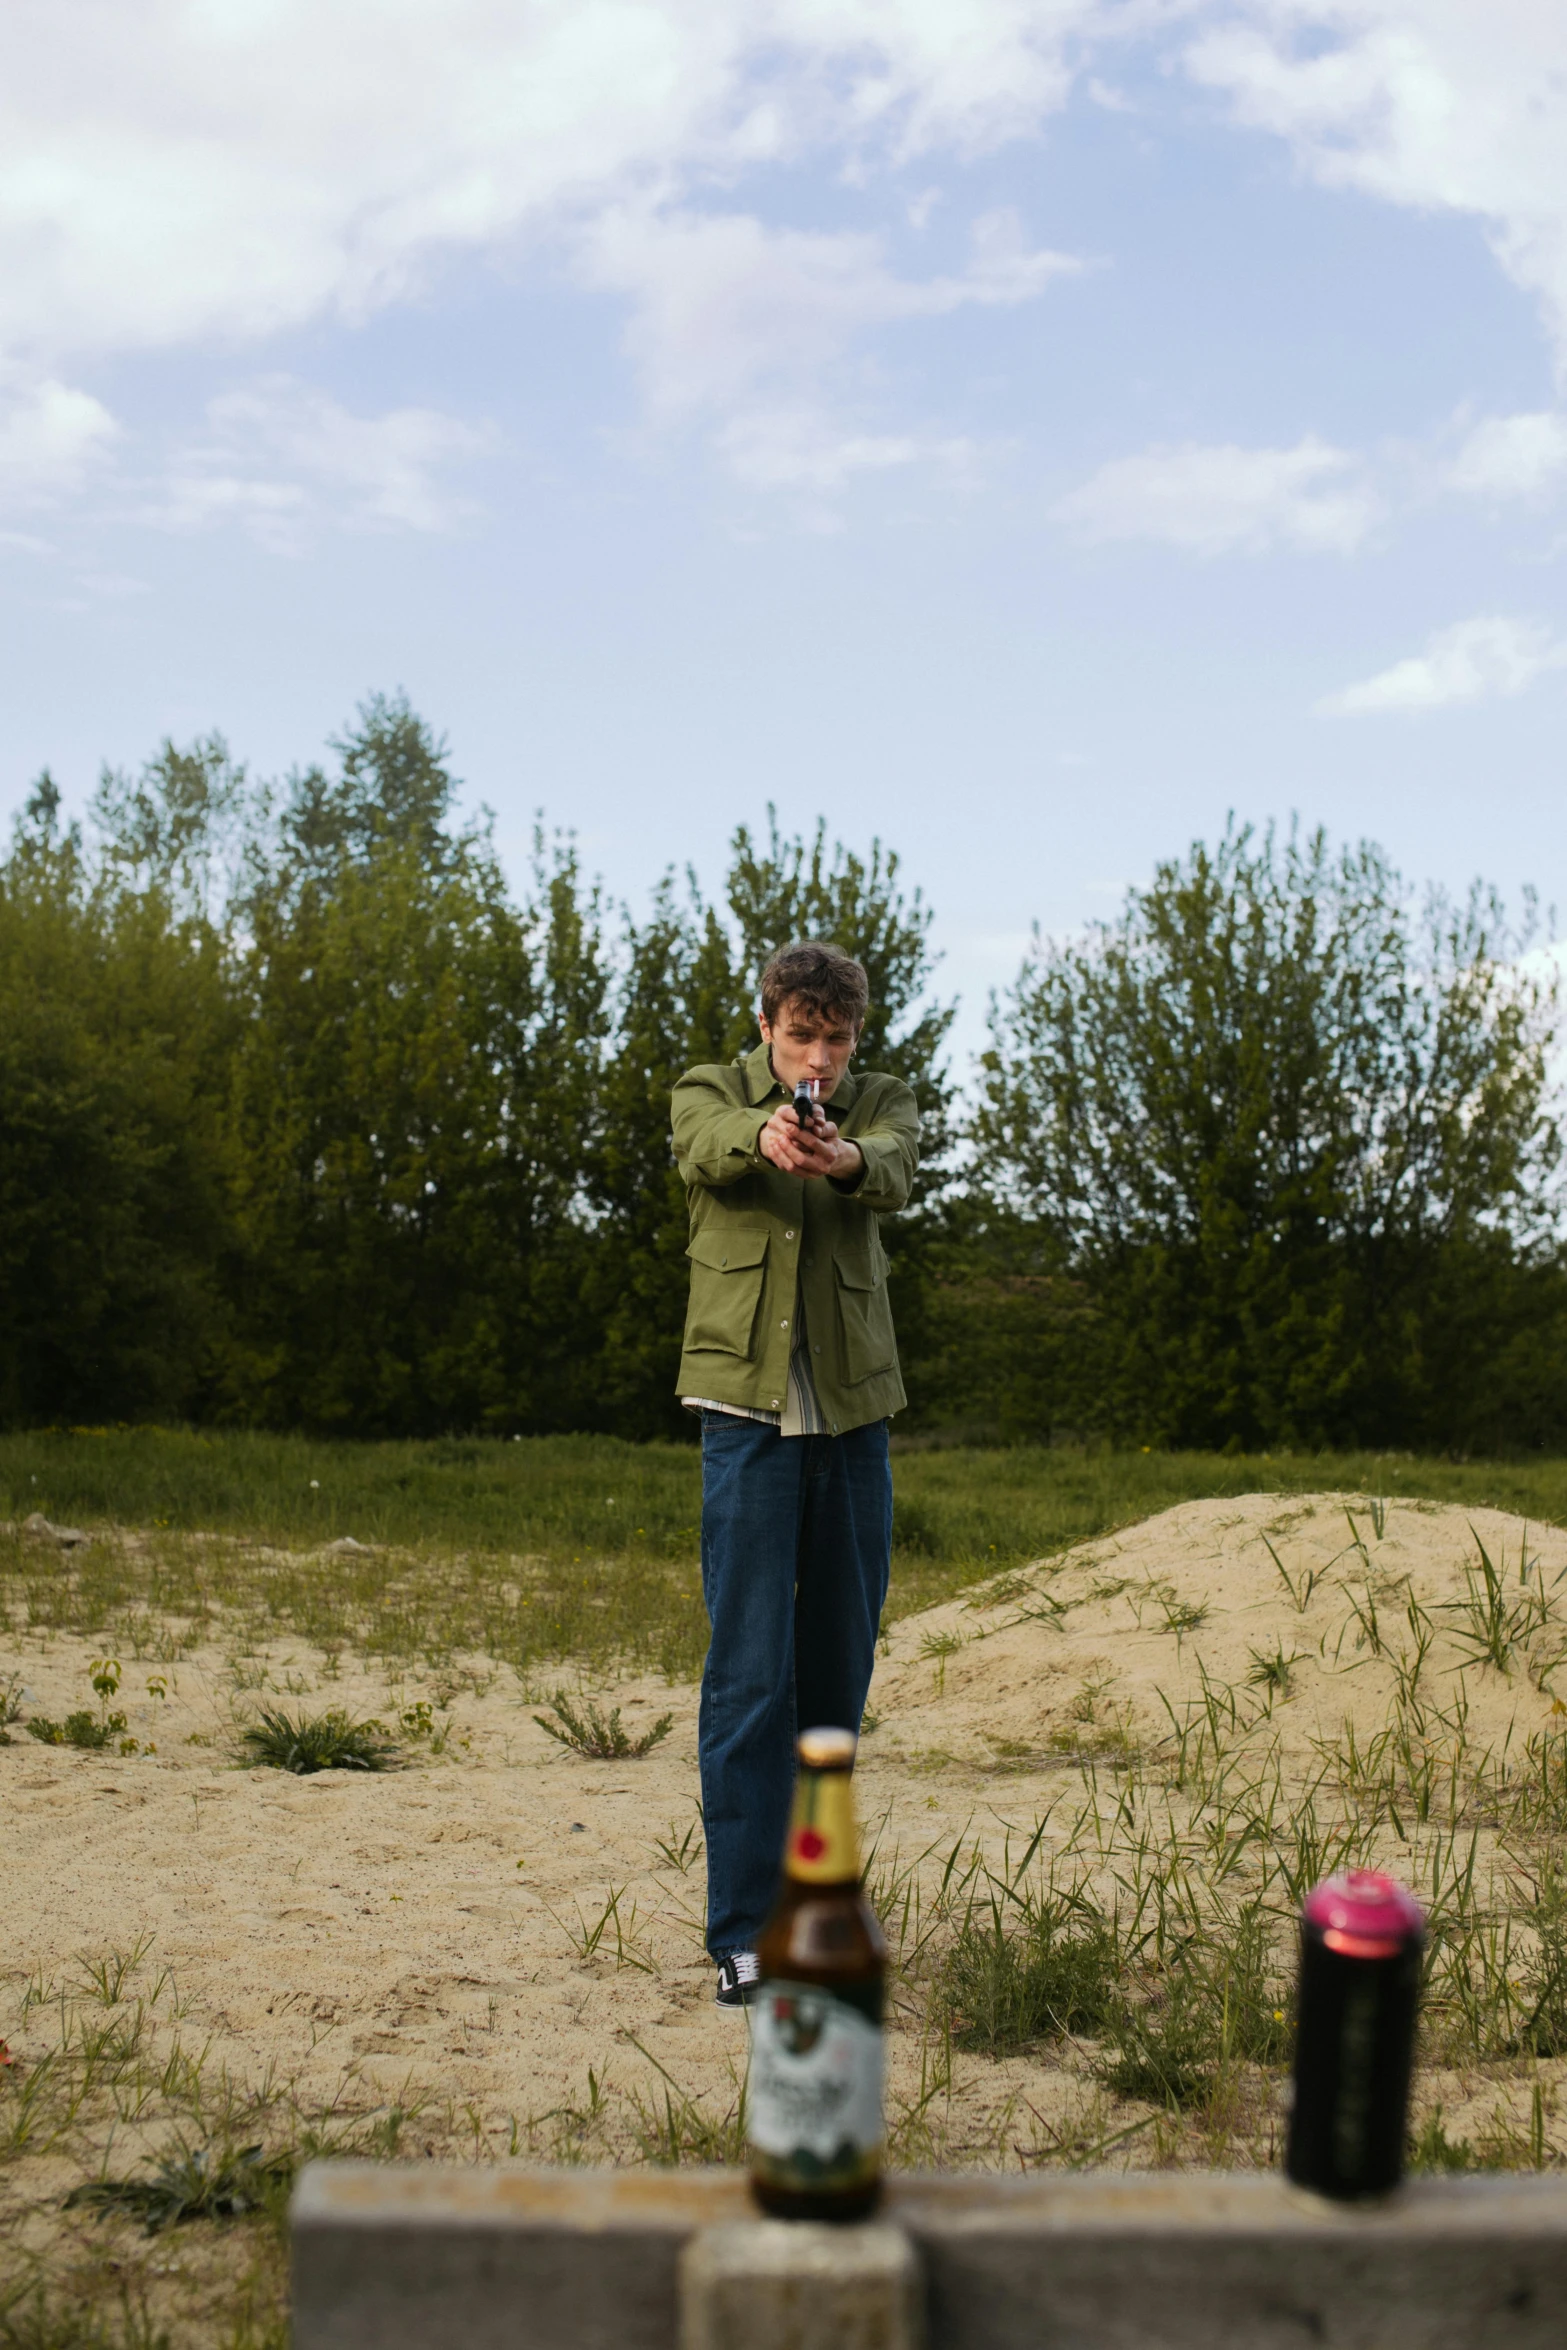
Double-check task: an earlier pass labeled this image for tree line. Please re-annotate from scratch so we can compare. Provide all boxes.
[2,695,1562,1452]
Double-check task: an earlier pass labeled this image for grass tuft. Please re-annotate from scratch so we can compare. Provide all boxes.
[64,2140,292,2233]
[1099,1969,1223,2109]
[1246,1641,1304,1701]
[238,1708,397,1774]
[938,1884,1121,2054]
[623,2038,745,2165]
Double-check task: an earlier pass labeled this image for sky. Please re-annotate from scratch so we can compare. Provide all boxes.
[3,0,1566,1070]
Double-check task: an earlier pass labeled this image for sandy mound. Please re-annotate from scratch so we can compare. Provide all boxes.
[868,1490,1567,1782]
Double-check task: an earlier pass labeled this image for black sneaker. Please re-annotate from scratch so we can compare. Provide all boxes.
[714,1950,760,2007]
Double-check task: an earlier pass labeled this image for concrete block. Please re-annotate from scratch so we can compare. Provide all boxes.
[291,2163,1567,2350]
[290,2163,749,2350]
[680,2221,923,2350]
[894,2169,1567,2349]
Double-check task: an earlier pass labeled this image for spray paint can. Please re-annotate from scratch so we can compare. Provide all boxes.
[1286,1869,1424,2199]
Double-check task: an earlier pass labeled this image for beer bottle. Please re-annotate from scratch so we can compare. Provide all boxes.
[747,1725,886,2220]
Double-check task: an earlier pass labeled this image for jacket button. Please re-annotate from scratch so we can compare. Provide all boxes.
[785,1229,795,1240]
[813,1344,821,1355]
[780,1318,789,1329]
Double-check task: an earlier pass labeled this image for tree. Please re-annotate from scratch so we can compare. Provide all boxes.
[91,734,257,919]
[975,822,1564,1450]
[225,767,610,1434]
[0,784,234,1423]
[277,692,461,878]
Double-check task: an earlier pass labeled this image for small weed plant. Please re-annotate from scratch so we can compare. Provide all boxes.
[546,1885,659,1974]
[533,1692,672,1760]
[652,1818,703,1874]
[623,2038,746,2165]
[918,1629,966,1692]
[26,1710,127,1752]
[397,1699,452,1753]
[24,1658,133,1751]
[1443,1525,1567,1683]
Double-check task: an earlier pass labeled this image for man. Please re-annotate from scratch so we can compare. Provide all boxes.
[671,940,920,2005]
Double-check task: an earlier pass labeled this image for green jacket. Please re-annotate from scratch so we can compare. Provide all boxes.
[671,1043,920,1432]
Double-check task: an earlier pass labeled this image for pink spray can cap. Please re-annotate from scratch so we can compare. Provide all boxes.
[1303,1869,1425,1959]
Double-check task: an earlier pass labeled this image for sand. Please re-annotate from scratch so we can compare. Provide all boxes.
[871,1488,1567,1777]
[5,1489,1566,2187]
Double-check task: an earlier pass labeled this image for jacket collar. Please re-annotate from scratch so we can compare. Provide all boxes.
[742,1039,860,1113]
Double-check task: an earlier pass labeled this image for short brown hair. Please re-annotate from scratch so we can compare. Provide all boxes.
[760,940,869,1031]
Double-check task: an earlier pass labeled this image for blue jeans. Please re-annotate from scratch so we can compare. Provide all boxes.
[698,1412,892,1956]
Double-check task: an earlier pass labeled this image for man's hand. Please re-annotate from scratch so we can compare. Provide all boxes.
[759,1102,863,1184]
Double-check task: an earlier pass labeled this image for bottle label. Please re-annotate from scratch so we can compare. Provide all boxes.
[747,1980,883,2172]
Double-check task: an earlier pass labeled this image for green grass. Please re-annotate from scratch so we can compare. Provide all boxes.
[5,1429,1567,1685]
[3,1430,700,1560]
[7,1428,1567,1575]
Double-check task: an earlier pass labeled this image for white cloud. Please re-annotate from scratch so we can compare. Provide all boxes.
[1319,612,1567,713]
[0,371,118,510]
[14,1,1567,415]
[1053,435,1379,554]
[0,2,1102,374]
[1449,410,1567,500]
[582,203,1075,479]
[0,6,1100,513]
[11,0,1567,529]
[1187,2,1567,370]
[146,377,495,552]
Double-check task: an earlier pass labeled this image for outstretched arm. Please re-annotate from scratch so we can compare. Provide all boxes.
[827,1081,921,1213]
[671,1070,774,1188]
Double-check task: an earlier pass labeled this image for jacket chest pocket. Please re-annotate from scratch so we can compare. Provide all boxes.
[834,1247,895,1384]
[684,1228,770,1360]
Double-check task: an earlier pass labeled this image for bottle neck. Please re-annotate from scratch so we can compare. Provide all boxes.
[786,1766,860,1885]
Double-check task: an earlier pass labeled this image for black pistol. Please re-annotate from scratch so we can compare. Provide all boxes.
[793,1078,817,1127]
